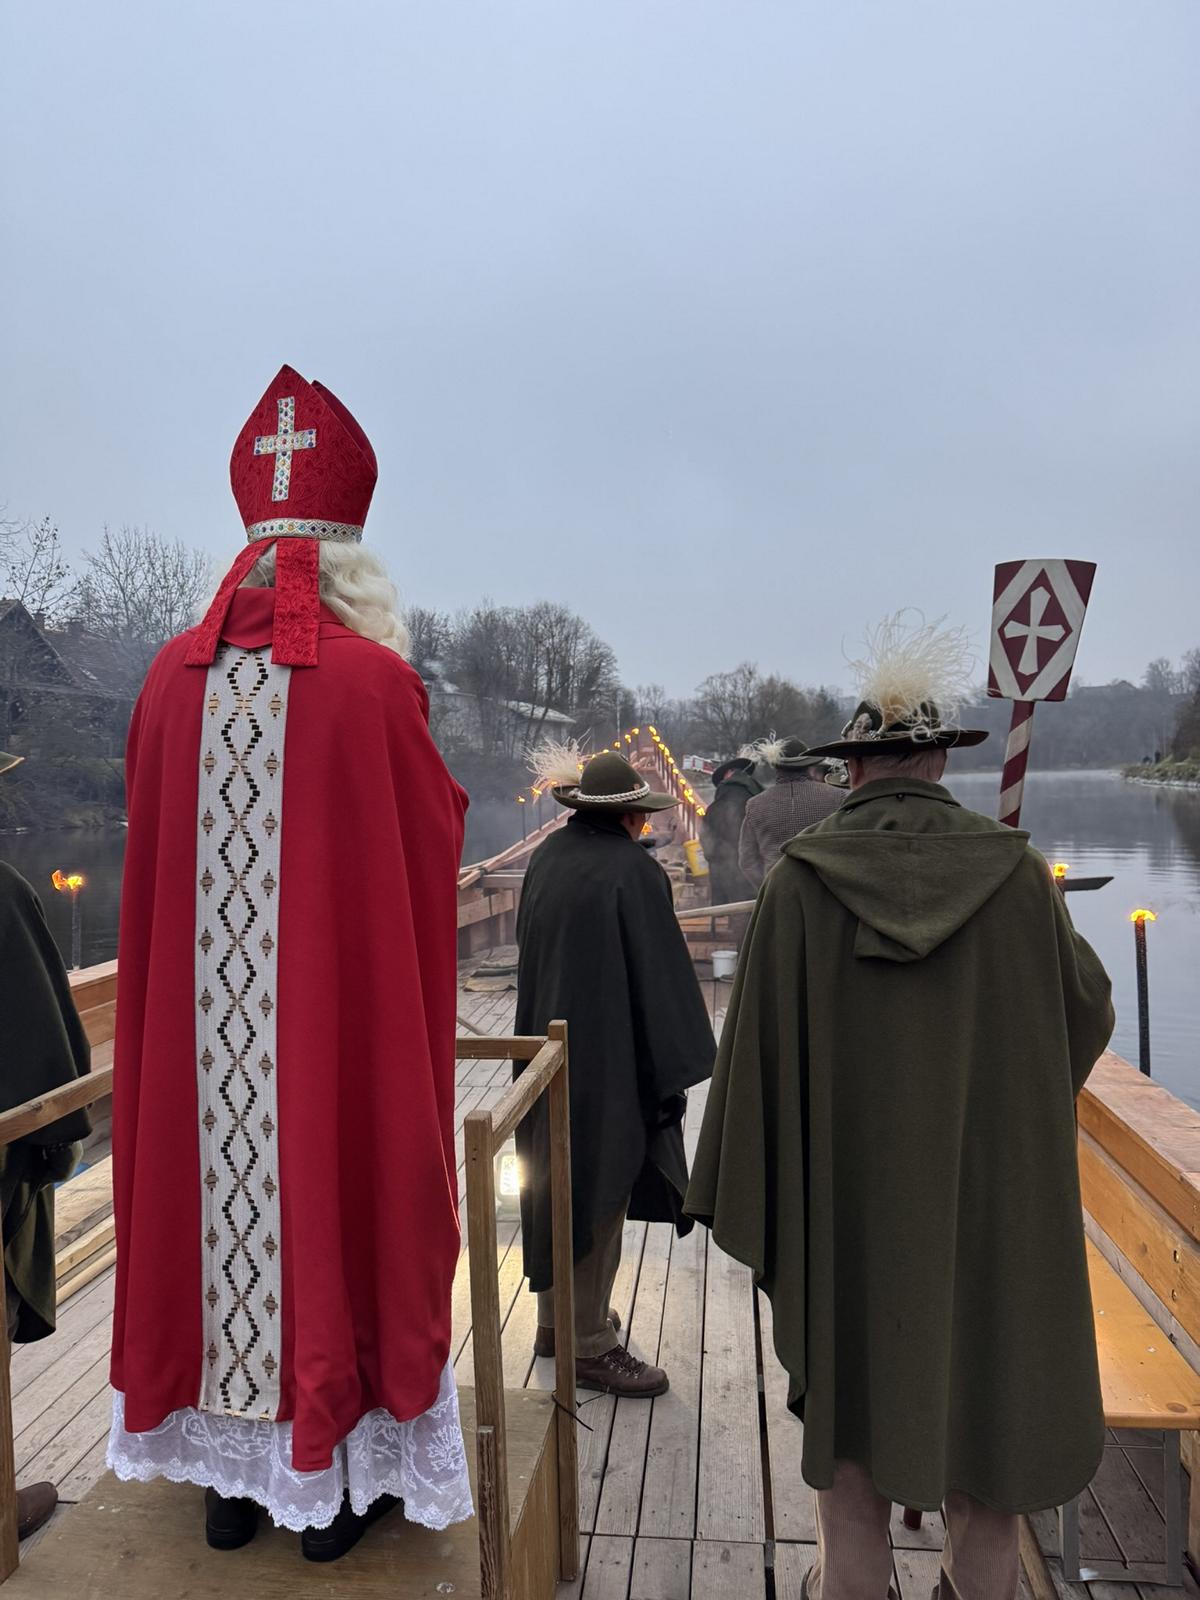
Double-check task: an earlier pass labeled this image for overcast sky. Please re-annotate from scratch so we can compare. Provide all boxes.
[2,1,1197,699]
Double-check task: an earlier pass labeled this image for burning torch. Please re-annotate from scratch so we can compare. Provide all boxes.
[51,870,86,970]
[1130,909,1156,1077]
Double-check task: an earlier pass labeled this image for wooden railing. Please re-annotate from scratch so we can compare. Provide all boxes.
[0,1043,115,1583]
[461,1021,579,1598]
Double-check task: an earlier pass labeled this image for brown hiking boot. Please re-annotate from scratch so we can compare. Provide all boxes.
[575,1345,668,1398]
[534,1308,621,1360]
[17,1483,57,1541]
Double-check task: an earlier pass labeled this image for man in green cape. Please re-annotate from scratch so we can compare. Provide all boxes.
[0,752,91,1540]
[517,744,715,1398]
[686,617,1114,1600]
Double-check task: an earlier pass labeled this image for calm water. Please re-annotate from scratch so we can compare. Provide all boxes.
[948,771,1200,1108]
[4,771,1198,1103]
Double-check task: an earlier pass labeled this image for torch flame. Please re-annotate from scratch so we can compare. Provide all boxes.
[1053,863,1069,880]
[51,870,85,893]
[1130,908,1158,924]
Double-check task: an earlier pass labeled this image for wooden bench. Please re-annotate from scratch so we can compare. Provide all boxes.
[1058,1242,1200,1585]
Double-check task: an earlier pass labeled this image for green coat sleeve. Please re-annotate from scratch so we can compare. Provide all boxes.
[1050,885,1116,1097]
[685,874,809,1391]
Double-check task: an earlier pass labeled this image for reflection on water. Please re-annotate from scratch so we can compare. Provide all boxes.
[948,771,1200,1108]
[3,771,1197,1103]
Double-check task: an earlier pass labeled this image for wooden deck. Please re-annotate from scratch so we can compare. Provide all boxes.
[9,968,1195,1597]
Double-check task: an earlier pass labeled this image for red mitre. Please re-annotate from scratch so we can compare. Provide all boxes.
[187,365,378,669]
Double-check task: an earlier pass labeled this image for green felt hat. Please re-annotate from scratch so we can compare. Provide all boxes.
[0,751,23,776]
[554,750,679,814]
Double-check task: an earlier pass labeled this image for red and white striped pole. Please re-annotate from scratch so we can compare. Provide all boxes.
[998,700,1035,828]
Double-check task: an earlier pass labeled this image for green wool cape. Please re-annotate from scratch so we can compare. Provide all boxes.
[515,812,715,1293]
[686,778,1115,1514]
[0,863,90,1343]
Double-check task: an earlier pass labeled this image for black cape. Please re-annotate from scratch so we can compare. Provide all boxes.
[0,862,91,1342]
[514,811,715,1292]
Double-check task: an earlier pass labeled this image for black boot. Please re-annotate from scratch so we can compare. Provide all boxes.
[205,1488,259,1550]
[301,1492,400,1563]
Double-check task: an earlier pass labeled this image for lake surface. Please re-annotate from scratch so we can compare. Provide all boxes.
[947,771,1200,1107]
[4,770,1198,1105]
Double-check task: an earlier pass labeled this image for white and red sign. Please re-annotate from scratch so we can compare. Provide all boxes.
[988,558,1096,703]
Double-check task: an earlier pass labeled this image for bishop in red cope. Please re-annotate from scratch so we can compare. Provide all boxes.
[107,367,473,1562]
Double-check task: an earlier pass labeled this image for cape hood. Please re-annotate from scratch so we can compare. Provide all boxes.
[782,781,1031,962]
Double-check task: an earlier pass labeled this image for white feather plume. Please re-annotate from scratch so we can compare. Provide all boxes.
[527,737,587,789]
[745,733,786,766]
[845,611,978,729]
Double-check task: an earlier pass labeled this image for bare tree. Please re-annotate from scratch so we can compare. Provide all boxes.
[0,515,74,621]
[405,605,453,682]
[72,525,212,676]
[1180,648,1200,697]
[1143,657,1182,695]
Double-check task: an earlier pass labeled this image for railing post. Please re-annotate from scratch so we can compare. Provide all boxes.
[0,1264,19,1583]
[465,1110,512,1600]
[547,1021,579,1581]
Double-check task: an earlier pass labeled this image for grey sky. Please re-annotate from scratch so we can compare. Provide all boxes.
[3,1,1197,699]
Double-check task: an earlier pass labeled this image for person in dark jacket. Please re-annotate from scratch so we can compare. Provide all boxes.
[0,751,91,1541]
[516,744,715,1398]
[738,736,843,887]
[687,618,1113,1600]
[700,756,762,907]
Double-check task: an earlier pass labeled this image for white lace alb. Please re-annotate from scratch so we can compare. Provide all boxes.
[107,1361,474,1533]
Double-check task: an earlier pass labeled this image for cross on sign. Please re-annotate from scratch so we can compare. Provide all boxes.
[988,558,1096,704]
[1002,586,1066,676]
[253,397,316,503]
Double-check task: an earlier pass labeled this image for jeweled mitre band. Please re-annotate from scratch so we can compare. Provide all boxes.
[245,519,363,544]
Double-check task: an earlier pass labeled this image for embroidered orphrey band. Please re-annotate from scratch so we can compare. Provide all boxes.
[195,645,289,1420]
[244,519,363,544]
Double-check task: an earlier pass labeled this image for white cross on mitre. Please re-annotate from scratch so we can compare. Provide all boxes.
[253,397,316,503]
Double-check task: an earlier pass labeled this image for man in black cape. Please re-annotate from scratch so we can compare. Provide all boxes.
[516,746,715,1397]
[0,751,92,1539]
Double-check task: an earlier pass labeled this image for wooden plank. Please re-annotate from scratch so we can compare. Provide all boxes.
[52,1158,112,1248]
[1080,1132,1200,1353]
[581,1533,634,1599]
[1087,1241,1200,1427]
[0,1298,18,1582]
[695,1243,766,1543]
[594,1222,672,1536]
[4,1389,556,1599]
[14,1352,109,1477]
[558,1534,592,1600]
[1080,1054,1200,1244]
[0,1068,113,1146]
[11,1309,113,1438]
[1090,1444,1168,1564]
[629,1536,692,1598]
[10,1273,115,1393]
[640,1089,710,1542]
[690,1539,765,1597]
[890,1501,944,1551]
[68,963,117,1011]
[19,1378,112,1490]
[759,1291,816,1542]
[774,1542,817,1600]
[893,1547,942,1600]
[463,1111,511,1600]
[578,1221,649,1534]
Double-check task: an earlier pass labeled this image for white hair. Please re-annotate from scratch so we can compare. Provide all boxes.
[849,748,948,784]
[239,542,411,657]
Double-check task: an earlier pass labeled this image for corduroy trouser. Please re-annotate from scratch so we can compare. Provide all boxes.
[808,1459,1020,1600]
[536,1203,626,1358]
